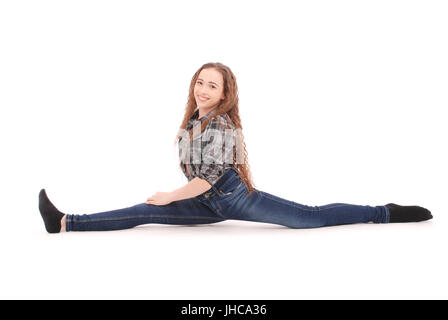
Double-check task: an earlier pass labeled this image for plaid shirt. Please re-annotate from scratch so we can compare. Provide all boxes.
[178,108,237,186]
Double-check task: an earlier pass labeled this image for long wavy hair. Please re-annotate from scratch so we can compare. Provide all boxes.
[173,62,255,196]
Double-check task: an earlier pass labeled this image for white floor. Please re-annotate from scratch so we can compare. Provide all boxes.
[2,206,446,299]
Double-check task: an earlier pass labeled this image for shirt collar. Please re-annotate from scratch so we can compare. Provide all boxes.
[191,107,217,122]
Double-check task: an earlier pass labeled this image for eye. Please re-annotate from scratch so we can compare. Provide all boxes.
[196,81,216,89]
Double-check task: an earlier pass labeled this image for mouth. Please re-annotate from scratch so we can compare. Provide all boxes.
[198,96,209,102]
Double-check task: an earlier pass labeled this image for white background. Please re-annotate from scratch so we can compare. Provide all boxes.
[1,0,447,299]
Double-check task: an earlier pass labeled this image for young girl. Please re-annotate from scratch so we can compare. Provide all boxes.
[38,62,433,233]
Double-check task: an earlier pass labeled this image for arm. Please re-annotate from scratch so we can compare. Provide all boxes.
[146,177,211,205]
[157,126,224,204]
[170,176,212,202]
[147,117,228,206]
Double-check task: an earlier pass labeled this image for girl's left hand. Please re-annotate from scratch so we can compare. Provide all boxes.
[146,192,174,206]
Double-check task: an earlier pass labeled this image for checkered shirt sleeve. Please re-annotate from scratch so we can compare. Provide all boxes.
[179,112,236,186]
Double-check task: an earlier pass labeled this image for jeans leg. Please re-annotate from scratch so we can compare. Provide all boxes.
[222,188,390,229]
[65,197,226,232]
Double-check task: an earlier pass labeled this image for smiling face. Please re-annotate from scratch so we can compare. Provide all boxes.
[194,68,226,116]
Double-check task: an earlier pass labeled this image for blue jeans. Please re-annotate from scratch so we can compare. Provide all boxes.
[65,167,390,231]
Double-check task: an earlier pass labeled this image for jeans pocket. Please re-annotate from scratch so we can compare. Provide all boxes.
[218,181,245,202]
[219,181,243,198]
[215,182,247,219]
